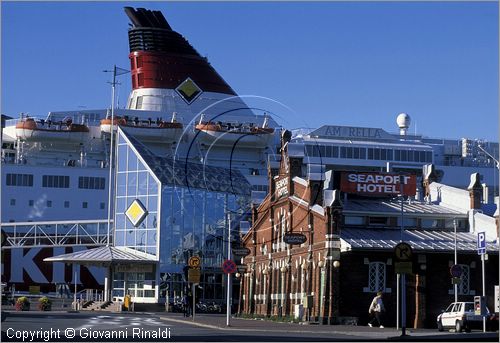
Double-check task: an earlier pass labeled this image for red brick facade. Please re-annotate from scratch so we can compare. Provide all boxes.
[239,136,499,327]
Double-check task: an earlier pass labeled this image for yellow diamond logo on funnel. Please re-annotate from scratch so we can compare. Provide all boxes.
[125,199,148,227]
[175,78,202,104]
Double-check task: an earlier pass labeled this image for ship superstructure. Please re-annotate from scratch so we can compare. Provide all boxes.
[291,113,499,202]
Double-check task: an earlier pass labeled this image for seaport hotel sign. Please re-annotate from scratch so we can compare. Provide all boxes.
[340,172,416,196]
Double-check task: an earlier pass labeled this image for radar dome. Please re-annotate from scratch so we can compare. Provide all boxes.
[396,113,411,129]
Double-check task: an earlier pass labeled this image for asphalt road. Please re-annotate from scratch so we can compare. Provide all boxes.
[1,311,498,342]
[1,312,353,342]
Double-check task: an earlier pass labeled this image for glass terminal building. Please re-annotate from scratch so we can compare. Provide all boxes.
[112,128,251,303]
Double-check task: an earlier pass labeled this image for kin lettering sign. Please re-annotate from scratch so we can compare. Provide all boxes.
[340,172,416,196]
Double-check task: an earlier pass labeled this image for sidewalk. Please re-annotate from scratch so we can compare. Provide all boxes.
[159,313,499,341]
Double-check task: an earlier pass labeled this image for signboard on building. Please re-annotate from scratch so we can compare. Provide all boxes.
[232,247,251,257]
[283,232,307,245]
[495,285,499,313]
[309,125,393,140]
[340,172,416,196]
[275,177,289,199]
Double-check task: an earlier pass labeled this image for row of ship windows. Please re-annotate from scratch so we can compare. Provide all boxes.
[305,145,433,163]
[252,185,268,192]
[9,198,106,209]
[5,174,105,190]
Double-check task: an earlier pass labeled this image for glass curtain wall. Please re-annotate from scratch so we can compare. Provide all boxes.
[159,186,248,303]
[115,133,159,256]
[114,128,251,304]
[113,131,159,302]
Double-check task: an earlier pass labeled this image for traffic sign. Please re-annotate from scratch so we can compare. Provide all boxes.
[394,242,413,261]
[395,261,413,274]
[477,232,486,255]
[188,256,201,268]
[222,259,237,274]
[188,268,201,283]
[450,264,463,278]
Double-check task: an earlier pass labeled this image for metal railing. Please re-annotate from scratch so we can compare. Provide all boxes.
[1,219,112,248]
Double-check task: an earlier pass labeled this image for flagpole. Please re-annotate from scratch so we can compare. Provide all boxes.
[106,65,117,247]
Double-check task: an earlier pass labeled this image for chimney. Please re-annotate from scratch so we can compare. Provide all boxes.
[251,203,258,226]
[422,164,437,200]
[308,164,325,206]
[467,173,482,210]
[309,181,323,206]
[325,190,343,235]
[267,157,280,199]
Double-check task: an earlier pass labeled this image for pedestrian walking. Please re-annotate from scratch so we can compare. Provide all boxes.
[368,291,385,328]
[183,293,189,317]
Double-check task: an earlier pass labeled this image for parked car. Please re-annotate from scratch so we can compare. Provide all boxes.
[437,302,491,332]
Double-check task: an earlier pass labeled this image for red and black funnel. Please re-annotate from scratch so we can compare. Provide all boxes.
[125,7,236,95]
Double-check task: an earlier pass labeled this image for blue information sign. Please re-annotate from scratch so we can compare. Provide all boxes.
[477,232,486,255]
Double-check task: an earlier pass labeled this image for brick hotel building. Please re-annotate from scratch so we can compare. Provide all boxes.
[239,133,499,328]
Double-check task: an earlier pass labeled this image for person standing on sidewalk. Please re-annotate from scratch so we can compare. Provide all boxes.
[368,291,385,328]
[183,293,190,317]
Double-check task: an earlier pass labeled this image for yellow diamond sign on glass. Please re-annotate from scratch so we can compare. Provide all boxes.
[175,77,202,104]
[125,199,148,227]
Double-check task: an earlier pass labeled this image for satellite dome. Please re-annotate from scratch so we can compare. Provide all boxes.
[396,113,411,129]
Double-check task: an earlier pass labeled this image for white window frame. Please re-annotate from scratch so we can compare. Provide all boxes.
[364,262,386,293]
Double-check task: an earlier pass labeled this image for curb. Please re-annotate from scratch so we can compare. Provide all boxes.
[158,316,399,338]
[159,316,233,331]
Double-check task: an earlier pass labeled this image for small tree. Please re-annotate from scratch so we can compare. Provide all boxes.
[15,297,30,311]
[38,296,52,311]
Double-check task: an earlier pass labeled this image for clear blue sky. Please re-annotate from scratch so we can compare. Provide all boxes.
[1,1,498,141]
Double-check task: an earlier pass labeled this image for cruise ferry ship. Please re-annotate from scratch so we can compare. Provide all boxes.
[1,7,497,304]
[1,7,278,299]
[291,113,498,202]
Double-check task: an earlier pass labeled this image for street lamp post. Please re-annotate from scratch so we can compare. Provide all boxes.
[453,219,458,303]
[400,193,406,337]
[477,144,499,200]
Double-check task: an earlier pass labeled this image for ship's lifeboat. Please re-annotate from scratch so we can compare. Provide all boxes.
[15,117,89,142]
[195,116,274,147]
[100,113,183,144]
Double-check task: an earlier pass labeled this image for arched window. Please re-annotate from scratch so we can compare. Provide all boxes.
[367,262,386,292]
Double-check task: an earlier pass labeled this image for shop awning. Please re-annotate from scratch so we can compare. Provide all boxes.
[43,246,157,266]
[341,228,498,253]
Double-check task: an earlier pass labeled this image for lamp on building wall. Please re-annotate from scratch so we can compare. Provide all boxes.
[280,266,288,273]
[318,260,325,268]
[333,260,340,268]
[262,267,268,275]
[235,272,241,278]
